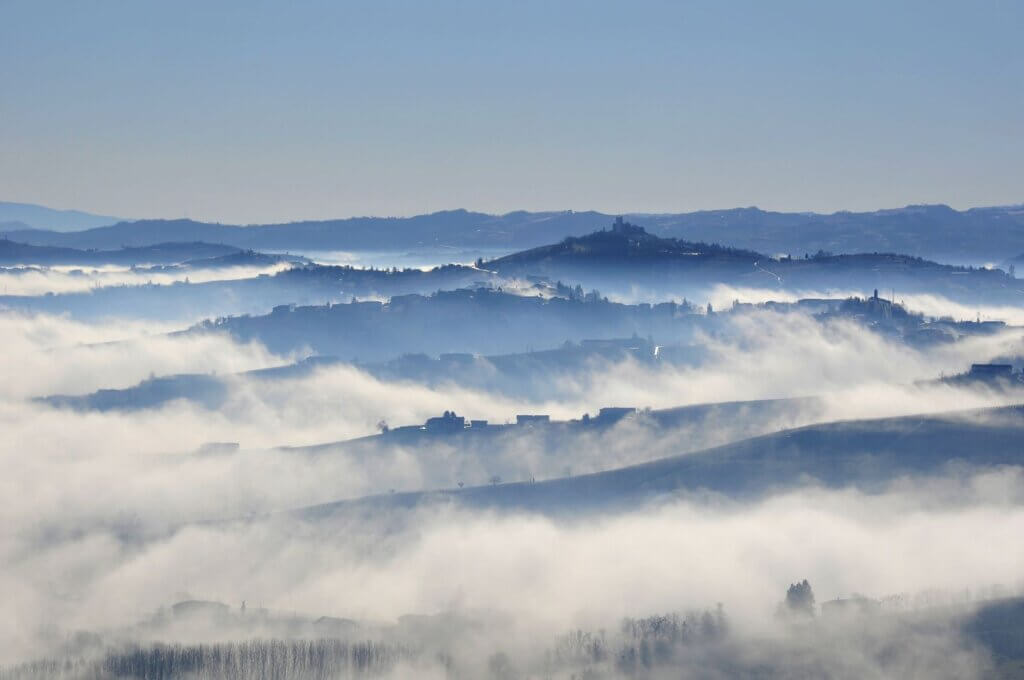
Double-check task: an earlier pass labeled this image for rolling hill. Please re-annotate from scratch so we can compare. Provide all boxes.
[5,203,1024,262]
[301,406,1024,517]
[0,239,245,266]
[484,219,1020,303]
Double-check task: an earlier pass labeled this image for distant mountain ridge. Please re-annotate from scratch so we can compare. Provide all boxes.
[0,240,244,266]
[4,203,1024,262]
[0,201,122,232]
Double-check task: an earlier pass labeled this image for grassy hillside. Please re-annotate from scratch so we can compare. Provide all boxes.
[303,406,1024,517]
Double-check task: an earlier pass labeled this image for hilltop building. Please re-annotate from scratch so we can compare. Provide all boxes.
[866,288,894,320]
[516,414,550,426]
[933,362,1024,388]
[610,215,645,236]
[424,410,465,432]
[595,407,637,424]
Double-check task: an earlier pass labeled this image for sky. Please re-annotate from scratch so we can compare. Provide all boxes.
[1,0,1022,224]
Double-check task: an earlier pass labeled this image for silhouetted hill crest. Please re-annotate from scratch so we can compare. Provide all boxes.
[6,202,1024,261]
[488,218,764,268]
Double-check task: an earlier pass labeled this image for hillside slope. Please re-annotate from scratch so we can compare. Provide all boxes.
[302,406,1024,517]
[0,240,243,266]
[486,219,1018,303]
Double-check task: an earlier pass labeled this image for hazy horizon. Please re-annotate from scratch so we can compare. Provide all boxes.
[3,0,1023,224]
[5,197,1024,229]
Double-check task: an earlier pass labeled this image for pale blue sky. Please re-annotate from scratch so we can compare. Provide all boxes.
[1,0,1021,223]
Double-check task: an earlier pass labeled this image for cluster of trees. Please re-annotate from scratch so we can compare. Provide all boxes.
[0,640,420,680]
[278,261,470,282]
[779,579,816,620]
[0,607,732,680]
[615,608,729,675]
[553,281,607,303]
[542,608,730,678]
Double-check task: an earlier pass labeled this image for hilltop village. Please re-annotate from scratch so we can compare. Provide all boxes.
[383,406,641,440]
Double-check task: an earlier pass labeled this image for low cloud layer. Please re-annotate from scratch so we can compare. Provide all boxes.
[4,477,1023,671]
[2,303,1023,674]
[0,262,294,297]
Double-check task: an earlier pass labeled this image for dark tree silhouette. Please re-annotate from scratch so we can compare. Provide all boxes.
[783,579,816,618]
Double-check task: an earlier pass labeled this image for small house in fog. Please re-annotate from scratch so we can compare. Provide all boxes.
[171,600,230,620]
[595,407,637,424]
[516,414,550,426]
[424,410,466,432]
